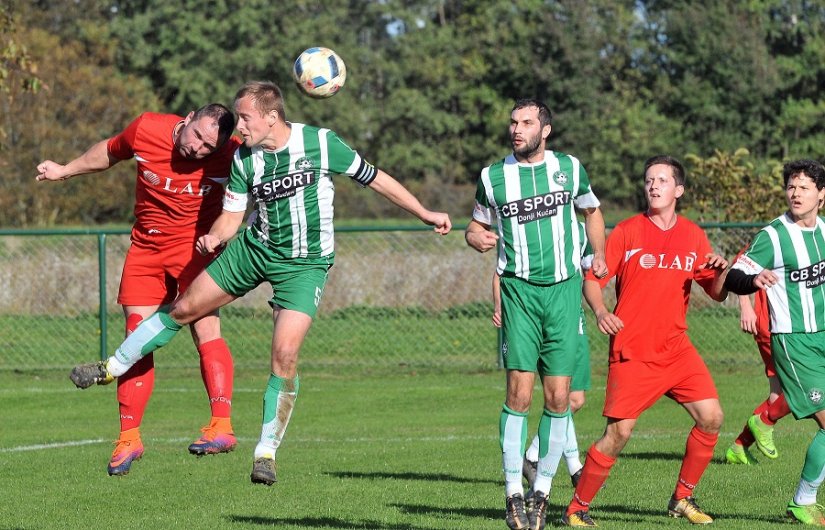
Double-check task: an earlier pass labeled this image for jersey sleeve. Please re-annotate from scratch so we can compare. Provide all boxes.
[222,149,250,213]
[732,230,773,275]
[571,161,600,210]
[326,130,376,186]
[106,115,144,161]
[471,170,494,226]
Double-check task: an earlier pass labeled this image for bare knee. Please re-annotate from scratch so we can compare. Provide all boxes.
[696,408,724,434]
[189,314,222,345]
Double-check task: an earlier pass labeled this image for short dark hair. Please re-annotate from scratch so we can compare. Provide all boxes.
[512,98,552,129]
[782,159,825,189]
[191,103,236,147]
[643,155,686,187]
[235,81,286,122]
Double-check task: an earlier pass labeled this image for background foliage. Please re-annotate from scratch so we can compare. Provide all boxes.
[2,0,825,227]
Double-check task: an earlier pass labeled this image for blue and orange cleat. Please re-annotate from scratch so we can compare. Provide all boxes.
[108,429,144,476]
[188,417,237,456]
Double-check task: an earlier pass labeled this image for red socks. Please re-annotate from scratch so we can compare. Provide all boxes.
[567,445,615,515]
[198,338,234,418]
[117,314,155,432]
[674,427,718,499]
[761,393,791,425]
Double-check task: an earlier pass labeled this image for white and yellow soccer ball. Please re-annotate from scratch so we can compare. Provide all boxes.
[292,47,347,99]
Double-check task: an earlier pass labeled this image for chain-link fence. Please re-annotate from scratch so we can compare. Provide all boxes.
[0,223,767,372]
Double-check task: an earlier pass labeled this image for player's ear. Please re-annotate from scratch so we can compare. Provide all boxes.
[183,111,195,125]
[266,109,279,127]
[675,184,685,199]
[541,124,552,142]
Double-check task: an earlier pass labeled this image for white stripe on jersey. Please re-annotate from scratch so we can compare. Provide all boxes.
[545,155,567,282]
[502,159,529,280]
[288,124,308,257]
[762,225,790,332]
[318,128,335,256]
[783,219,819,331]
[250,149,271,245]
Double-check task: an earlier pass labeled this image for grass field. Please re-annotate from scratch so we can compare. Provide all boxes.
[0,364,816,529]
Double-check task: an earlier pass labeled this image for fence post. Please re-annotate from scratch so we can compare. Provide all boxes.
[98,233,108,361]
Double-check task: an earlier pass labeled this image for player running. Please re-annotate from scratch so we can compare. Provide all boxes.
[36,104,240,475]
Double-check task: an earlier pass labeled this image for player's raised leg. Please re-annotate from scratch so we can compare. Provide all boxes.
[70,270,237,388]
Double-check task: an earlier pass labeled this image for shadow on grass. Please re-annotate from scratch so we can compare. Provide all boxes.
[325,470,497,484]
[570,502,789,525]
[621,450,685,462]
[228,515,430,529]
[391,502,499,520]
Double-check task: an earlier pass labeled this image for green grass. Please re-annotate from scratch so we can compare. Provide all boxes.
[0,365,816,529]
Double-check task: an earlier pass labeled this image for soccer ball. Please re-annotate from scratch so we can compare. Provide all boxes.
[292,47,347,99]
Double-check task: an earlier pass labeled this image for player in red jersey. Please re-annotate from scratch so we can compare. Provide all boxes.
[561,156,729,527]
[725,249,791,465]
[35,104,240,475]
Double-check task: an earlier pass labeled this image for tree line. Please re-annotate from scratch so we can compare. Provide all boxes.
[1,0,822,227]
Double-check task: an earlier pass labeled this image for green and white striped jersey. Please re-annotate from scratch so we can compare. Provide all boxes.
[472,151,600,285]
[223,123,376,259]
[732,213,825,333]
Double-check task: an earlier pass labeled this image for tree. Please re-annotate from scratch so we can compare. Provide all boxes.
[683,148,785,224]
[1,8,161,226]
[0,0,41,152]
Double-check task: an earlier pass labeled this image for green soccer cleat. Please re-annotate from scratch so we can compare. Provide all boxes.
[748,414,778,459]
[250,457,277,485]
[725,443,758,465]
[69,361,115,389]
[505,493,530,530]
[787,502,825,526]
[668,496,713,524]
[561,510,598,527]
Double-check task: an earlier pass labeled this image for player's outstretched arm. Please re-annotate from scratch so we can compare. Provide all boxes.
[35,139,119,182]
[367,170,451,235]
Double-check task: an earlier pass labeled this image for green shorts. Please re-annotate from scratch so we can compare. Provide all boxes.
[571,309,591,392]
[772,331,825,419]
[206,230,332,318]
[499,274,582,377]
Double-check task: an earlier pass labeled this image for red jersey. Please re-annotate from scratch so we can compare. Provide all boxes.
[587,213,718,363]
[107,112,240,238]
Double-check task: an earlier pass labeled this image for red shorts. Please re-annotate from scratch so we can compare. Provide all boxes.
[603,344,718,419]
[753,289,776,377]
[756,333,776,377]
[117,230,213,306]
